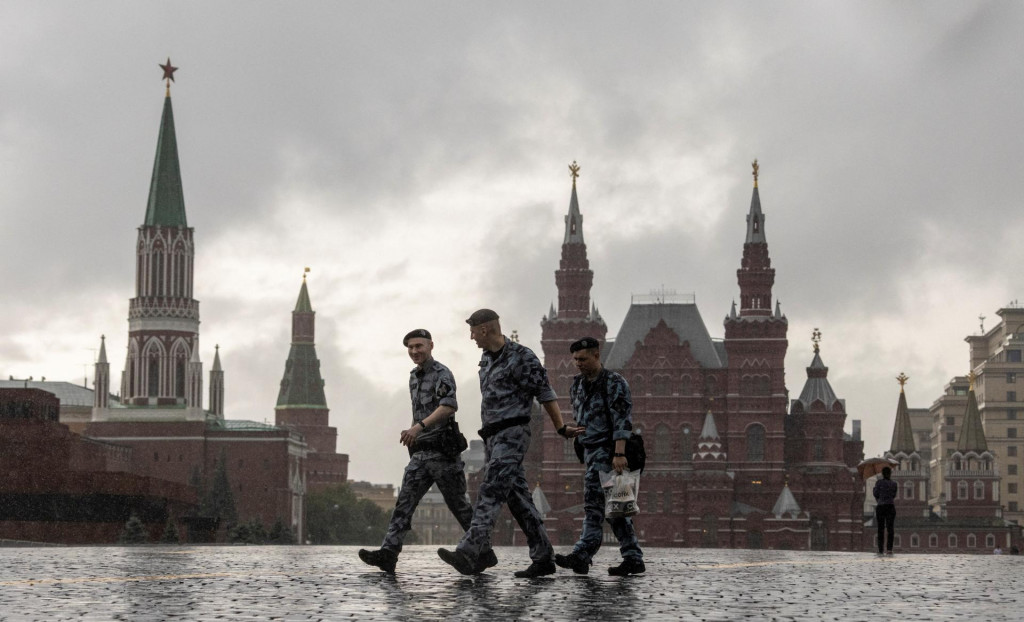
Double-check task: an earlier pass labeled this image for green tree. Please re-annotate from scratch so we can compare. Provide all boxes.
[203,448,238,528]
[268,518,295,545]
[159,517,180,544]
[305,483,391,544]
[119,512,148,545]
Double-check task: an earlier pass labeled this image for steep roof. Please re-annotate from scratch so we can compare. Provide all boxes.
[771,484,801,518]
[745,186,766,244]
[294,279,312,312]
[604,302,725,370]
[143,94,187,227]
[793,351,842,411]
[563,181,584,245]
[957,384,988,453]
[276,281,327,408]
[889,388,917,454]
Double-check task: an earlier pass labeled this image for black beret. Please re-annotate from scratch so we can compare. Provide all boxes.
[466,309,500,327]
[403,329,432,346]
[569,337,601,353]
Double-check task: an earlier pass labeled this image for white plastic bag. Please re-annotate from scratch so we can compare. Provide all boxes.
[600,469,641,518]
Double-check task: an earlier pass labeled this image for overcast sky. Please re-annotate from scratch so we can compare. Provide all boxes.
[3,2,1023,485]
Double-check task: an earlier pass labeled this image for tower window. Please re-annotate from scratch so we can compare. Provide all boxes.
[746,424,765,462]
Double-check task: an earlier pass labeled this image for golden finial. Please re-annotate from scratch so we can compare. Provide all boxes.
[897,372,909,393]
[752,159,759,188]
[568,161,580,186]
[812,328,821,353]
[303,267,310,281]
[968,370,977,391]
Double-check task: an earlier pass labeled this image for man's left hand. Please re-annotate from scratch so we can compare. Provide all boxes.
[400,425,421,447]
[612,455,628,473]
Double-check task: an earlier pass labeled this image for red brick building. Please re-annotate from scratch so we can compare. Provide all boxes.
[1,388,196,544]
[528,163,865,550]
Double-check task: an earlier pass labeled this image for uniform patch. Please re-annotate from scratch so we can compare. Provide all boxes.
[612,396,630,415]
[437,382,452,398]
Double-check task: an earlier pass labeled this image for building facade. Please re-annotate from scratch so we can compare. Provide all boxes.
[530,163,865,550]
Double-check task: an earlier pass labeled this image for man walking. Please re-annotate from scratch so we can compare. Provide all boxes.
[359,329,496,573]
[554,337,645,576]
[438,309,580,578]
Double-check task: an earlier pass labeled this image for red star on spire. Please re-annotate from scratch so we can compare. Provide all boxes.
[159,58,178,83]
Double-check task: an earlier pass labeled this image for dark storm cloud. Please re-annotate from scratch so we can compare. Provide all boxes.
[3,1,1024,479]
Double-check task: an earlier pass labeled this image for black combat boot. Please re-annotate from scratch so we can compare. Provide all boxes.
[513,559,556,578]
[358,548,398,574]
[475,549,499,572]
[608,557,645,576]
[437,548,479,575]
[554,551,591,575]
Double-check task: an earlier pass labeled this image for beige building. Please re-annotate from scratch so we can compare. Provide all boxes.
[928,305,1024,524]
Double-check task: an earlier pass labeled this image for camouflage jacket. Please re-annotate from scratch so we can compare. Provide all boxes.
[570,367,633,448]
[409,358,458,445]
[477,338,557,429]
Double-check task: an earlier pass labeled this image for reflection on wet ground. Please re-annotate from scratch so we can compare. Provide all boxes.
[0,546,1020,621]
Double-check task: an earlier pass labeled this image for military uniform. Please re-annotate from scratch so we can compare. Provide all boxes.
[455,338,558,565]
[568,367,643,565]
[379,358,473,553]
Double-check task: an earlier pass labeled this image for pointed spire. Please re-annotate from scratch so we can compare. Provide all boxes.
[98,335,108,364]
[774,300,782,318]
[212,344,222,372]
[771,483,801,518]
[796,330,840,411]
[189,343,201,363]
[295,277,312,312]
[549,302,557,320]
[563,161,585,245]
[730,300,737,319]
[889,373,917,453]
[745,159,766,244]
[957,372,989,452]
[143,66,187,228]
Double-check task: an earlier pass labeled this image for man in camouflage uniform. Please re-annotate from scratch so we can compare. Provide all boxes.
[438,309,581,578]
[359,329,496,574]
[554,337,645,576]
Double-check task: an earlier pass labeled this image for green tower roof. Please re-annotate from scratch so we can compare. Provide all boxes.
[957,384,989,453]
[143,94,188,227]
[275,344,328,408]
[295,280,312,312]
[889,388,917,454]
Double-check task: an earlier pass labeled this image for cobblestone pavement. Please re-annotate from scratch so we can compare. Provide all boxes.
[0,545,1021,621]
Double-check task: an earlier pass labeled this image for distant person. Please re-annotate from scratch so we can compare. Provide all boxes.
[438,309,580,578]
[359,329,495,574]
[554,337,645,576]
[873,467,898,557]
[994,546,1003,555]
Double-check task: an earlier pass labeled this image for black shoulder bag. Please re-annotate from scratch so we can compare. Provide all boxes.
[571,376,646,473]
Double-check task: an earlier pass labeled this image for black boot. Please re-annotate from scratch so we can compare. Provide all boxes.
[608,557,645,576]
[438,548,479,575]
[475,549,499,573]
[513,559,556,578]
[554,551,591,575]
[358,548,398,574]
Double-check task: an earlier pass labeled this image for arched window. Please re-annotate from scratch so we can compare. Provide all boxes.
[681,426,693,462]
[948,534,958,548]
[653,375,670,396]
[974,480,985,499]
[148,355,160,397]
[904,483,914,499]
[655,424,671,462]
[910,534,920,548]
[679,375,692,395]
[986,534,996,548]
[175,355,186,398]
[957,481,969,500]
[967,534,976,548]
[746,424,765,462]
[813,436,825,461]
[929,534,938,548]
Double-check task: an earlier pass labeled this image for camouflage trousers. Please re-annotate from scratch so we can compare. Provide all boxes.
[456,424,554,563]
[381,451,473,553]
[571,446,643,563]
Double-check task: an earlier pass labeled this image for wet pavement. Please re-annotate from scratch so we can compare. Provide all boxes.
[0,545,1020,621]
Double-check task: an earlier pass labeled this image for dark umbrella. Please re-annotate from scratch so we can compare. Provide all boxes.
[857,457,899,480]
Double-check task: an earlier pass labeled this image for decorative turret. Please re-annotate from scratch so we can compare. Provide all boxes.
[93,336,109,409]
[792,329,843,413]
[889,373,916,454]
[883,373,929,512]
[186,342,202,410]
[208,345,224,418]
[541,161,608,396]
[944,371,1000,519]
[735,159,775,317]
[957,372,988,453]
[694,410,727,462]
